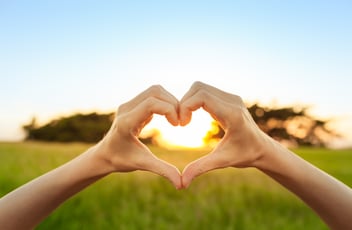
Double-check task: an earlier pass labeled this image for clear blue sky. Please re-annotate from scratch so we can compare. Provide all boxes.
[1,1,352,147]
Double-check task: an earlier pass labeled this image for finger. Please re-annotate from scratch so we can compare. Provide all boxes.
[181,81,237,104]
[179,89,230,126]
[181,152,224,188]
[119,85,179,115]
[140,156,182,189]
[129,97,179,130]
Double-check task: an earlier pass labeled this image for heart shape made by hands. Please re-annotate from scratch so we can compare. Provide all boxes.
[109,82,262,189]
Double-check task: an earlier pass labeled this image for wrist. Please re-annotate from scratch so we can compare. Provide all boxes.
[81,142,116,177]
[251,132,286,172]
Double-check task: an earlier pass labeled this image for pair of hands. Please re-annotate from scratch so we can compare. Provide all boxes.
[96,82,272,189]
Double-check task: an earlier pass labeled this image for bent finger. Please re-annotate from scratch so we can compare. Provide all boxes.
[118,85,179,115]
[179,89,230,126]
[181,81,238,105]
[129,97,179,129]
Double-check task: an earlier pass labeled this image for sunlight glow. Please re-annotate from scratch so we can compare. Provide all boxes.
[141,110,213,149]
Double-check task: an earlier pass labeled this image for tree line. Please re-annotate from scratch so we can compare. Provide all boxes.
[23,113,114,143]
[203,104,337,147]
[23,104,337,147]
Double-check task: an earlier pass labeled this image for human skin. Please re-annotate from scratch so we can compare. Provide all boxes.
[0,85,182,230]
[179,81,352,230]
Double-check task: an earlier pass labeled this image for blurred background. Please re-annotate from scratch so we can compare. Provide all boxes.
[0,1,351,229]
[1,0,352,148]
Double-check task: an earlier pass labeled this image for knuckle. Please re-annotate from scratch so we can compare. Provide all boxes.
[196,89,209,100]
[191,81,205,90]
[148,84,164,95]
[228,94,245,110]
[145,97,158,109]
[117,102,128,114]
[234,95,244,104]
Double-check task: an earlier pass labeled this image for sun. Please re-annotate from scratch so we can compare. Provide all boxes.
[140,110,213,149]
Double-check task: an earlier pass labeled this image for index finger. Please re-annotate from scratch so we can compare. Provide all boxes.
[118,97,179,138]
[181,81,238,104]
[179,89,231,126]
[119,85,179,115]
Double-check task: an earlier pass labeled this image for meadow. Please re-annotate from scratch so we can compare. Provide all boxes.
[0,142,351,229]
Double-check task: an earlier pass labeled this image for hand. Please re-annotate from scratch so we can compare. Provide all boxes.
[96,85,182,189]
[179,81,273,188]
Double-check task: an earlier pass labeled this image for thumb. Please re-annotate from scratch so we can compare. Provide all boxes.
[182,153,222,189]
[140,156,182,189]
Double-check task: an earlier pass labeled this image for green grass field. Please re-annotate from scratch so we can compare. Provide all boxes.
[0,142,351,229]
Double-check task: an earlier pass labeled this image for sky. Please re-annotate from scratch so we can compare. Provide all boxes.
[0,1,352,148]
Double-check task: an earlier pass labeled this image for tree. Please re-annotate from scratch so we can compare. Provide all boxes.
[23,113,114,143]
[23,113,162,145]
[204,104,338,147]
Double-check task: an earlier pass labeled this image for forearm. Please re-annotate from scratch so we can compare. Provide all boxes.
[256,140,352,229]
[0,144,111,230]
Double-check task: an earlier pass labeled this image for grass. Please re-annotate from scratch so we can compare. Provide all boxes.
[0,142,351,229]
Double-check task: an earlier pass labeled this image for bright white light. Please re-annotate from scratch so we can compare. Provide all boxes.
[141,110,213,148]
